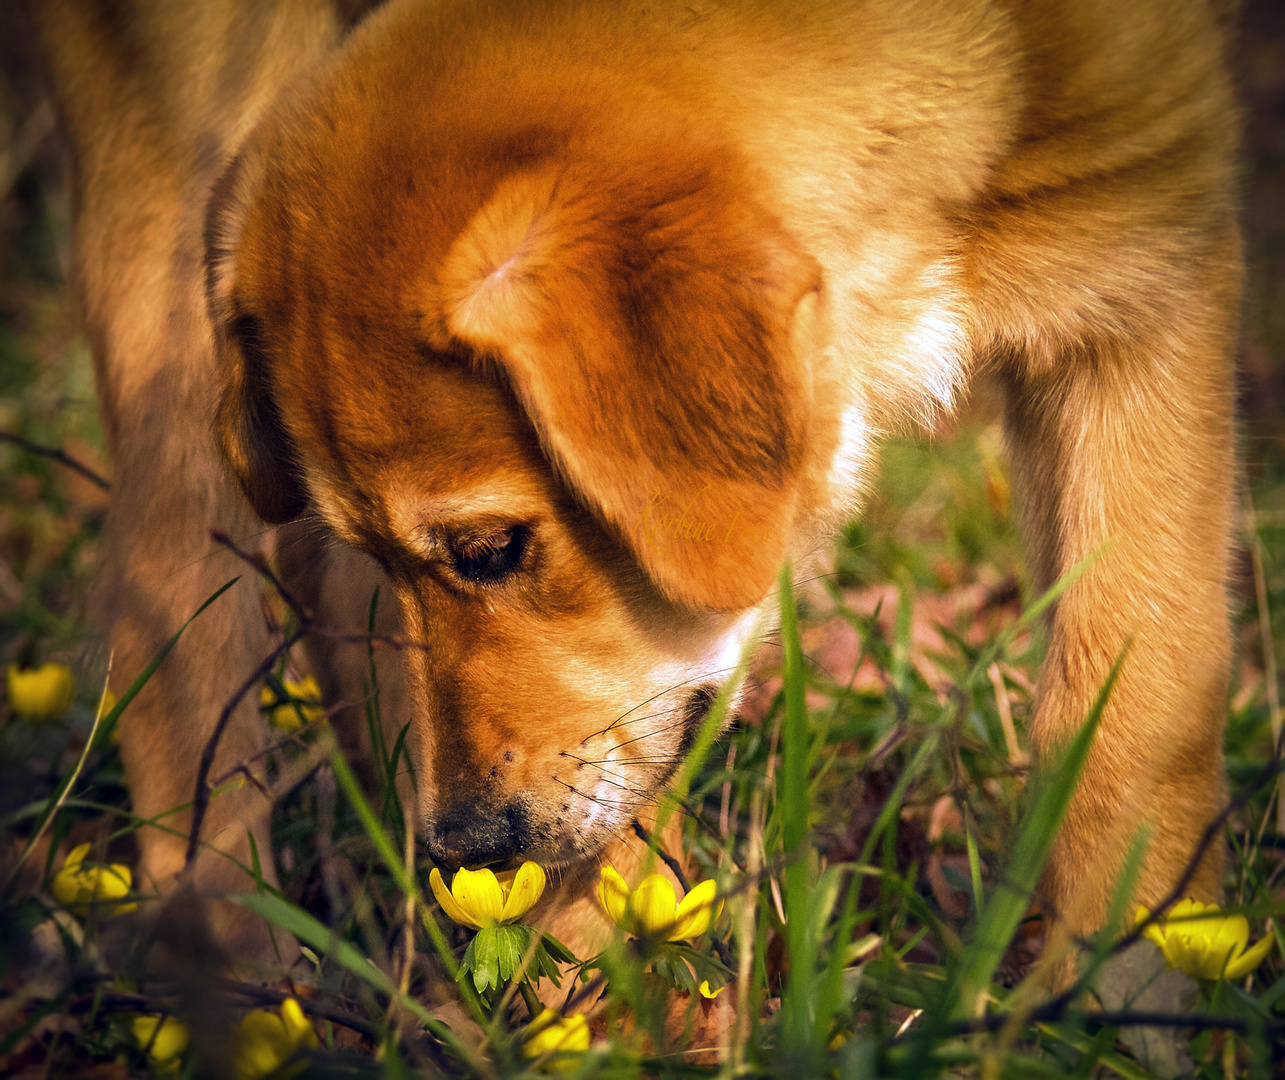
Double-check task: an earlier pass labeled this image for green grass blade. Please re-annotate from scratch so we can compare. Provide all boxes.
[326,741,458,979]
[778,562,820,1069]
[965,817,984,915]
[1076,825,1151,997]
[947,647,1126,1022]
[813,866,862,1047]
[891,574,913,696]
[1037,1022,1153,1080]
[779,561,810,858]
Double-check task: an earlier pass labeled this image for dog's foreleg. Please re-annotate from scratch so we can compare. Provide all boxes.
[1001,279,1238,959]
[96,415,287,963]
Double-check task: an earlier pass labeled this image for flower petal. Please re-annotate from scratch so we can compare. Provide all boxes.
[50,867,88,910]
[500,861,546,923]
[429,868,483,929]
[235,1010,293,1080]
[627,874,678,938]
[555,1013,590,1053]
[63,843,91,870]
[50,848,136,919]
[669,878,720,941]
[270,704,306,733]
[1136,905,1169,950]
[279,998,318,1049]
[1169,898,1207,922]
[1223,914,1249,952]
[286,676,321,701]
[1224,932,1275,980]
[452,867,505,926]
[1207,914,1249,975]
[525,1007,559,1036]
[523,1009,590,1065]
[133,1015,190,1067]
[698,980,723,999]
[1167,928,1208,978]
[103,863,132,899]
[597,866,630,927]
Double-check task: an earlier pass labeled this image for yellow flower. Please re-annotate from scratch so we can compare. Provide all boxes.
[521,1008,590,1072]
[698,979,723,999]
[428,861,546,929]
[597,867,722,941]
[1136,899,1276,981]
[233,998,318,1080]
[132,1015,189,1074]
[50,843,137,919]
[260,676,325,732]
[7,663,74,721]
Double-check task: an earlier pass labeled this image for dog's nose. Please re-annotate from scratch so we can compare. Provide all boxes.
[424,800,531,870]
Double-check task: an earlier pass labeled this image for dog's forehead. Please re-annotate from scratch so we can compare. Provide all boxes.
[278,340,559,534]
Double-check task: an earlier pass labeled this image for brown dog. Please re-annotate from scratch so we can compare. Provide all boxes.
[34,0,1239,976]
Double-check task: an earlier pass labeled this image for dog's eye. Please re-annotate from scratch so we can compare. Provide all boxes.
[452,525,529,584]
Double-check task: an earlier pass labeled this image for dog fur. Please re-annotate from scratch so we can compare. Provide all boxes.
[34,0,1240,976]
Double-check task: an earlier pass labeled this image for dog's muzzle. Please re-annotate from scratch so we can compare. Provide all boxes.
[424,798,533,870]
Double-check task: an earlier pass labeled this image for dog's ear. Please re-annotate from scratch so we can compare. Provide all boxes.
[205,150,308,524]
[438,162,820,611]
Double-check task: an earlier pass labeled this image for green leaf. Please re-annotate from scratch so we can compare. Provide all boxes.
[471,926,499,993]
[494,924,528,985]
[540,931,579,966]
[662,942,732,988]
[1037,1022,1154,1080]
[813,866,863,1047]
[529,940,563,989]
[246,829,264,889]
[779,561,810,858]
[652,945,698,994]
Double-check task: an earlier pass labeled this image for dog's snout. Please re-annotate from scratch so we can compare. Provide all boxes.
[425,800,531,871]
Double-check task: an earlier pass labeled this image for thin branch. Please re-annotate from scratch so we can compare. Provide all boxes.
[184,532,432,870]
[211,530,427,653]
[210,530,309,625]
[631,819,691,893]
[183,631,301,869]
[0,430,110,490]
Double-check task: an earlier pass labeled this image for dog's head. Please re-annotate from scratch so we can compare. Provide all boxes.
[205,12,844,870]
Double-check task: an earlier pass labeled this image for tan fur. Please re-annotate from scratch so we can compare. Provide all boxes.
[36,0,1239,978]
